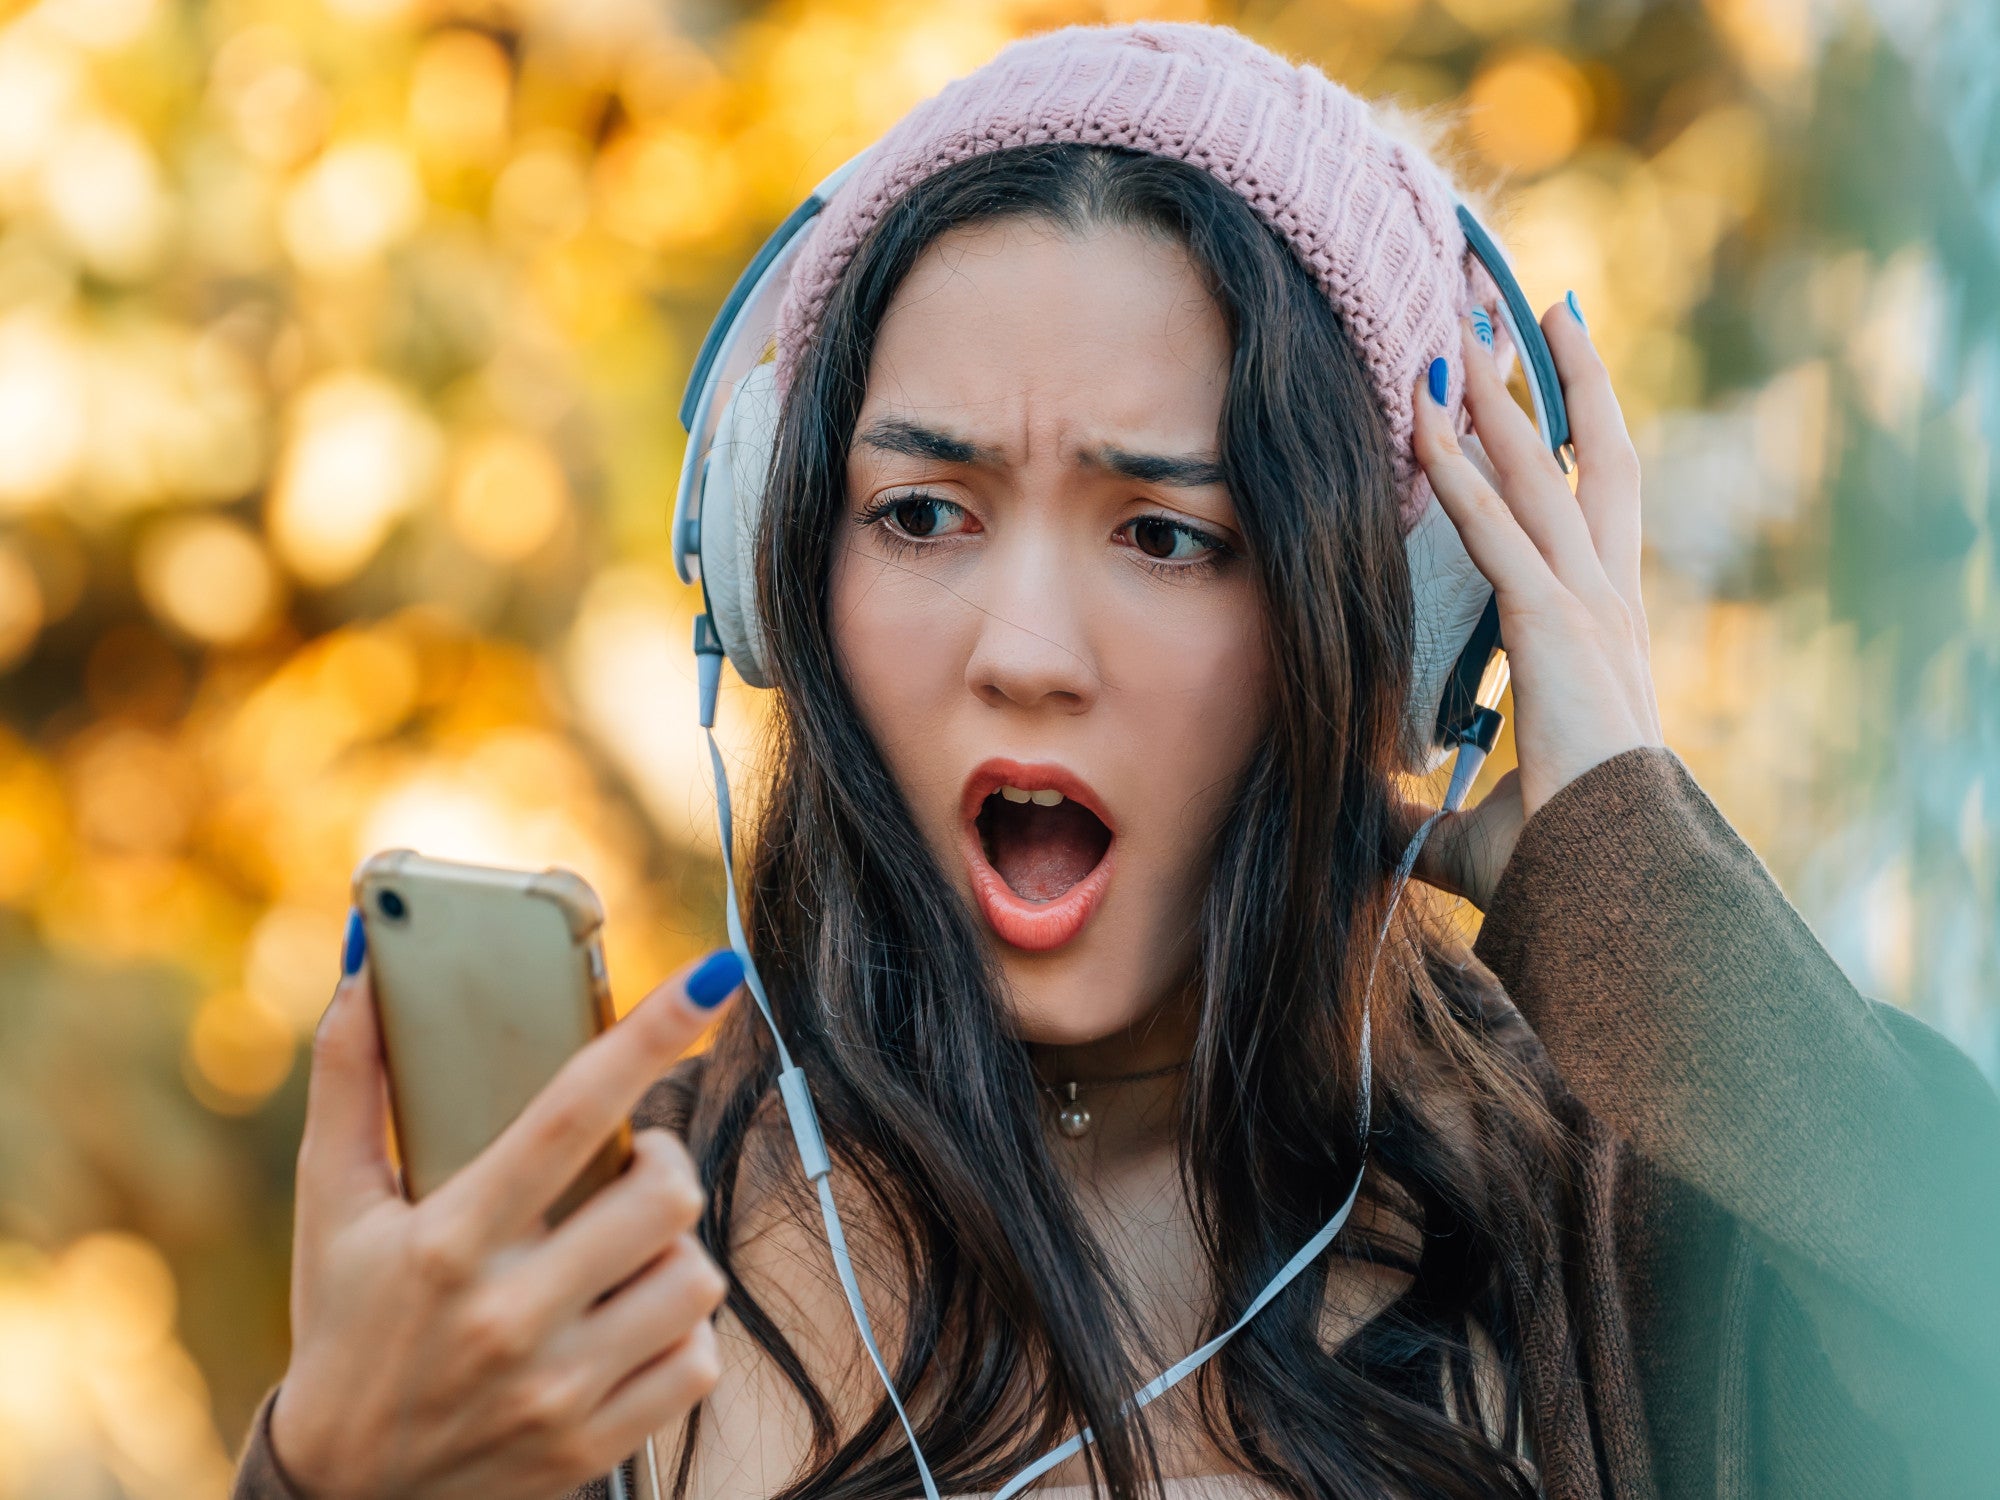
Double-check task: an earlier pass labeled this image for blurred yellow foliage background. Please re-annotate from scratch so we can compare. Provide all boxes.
[0,0,1993,1491]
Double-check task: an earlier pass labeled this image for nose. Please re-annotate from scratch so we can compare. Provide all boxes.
[963,535,1099,714]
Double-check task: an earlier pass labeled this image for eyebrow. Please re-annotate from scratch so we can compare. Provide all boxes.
[856,418,1226,489]
[1088,445,1227,488]
[856,417,999,466]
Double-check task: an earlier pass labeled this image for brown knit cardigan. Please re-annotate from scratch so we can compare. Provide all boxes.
[229,746,2000,1498]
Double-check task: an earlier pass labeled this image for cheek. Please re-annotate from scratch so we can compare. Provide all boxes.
[1112,585,1271,884]
[826,540,972,801]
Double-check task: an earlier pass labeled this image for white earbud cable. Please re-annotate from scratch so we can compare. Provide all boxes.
[693,641,1479,1495]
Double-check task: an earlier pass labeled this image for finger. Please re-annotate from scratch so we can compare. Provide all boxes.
[504,1128,707,1327]
[1393,767,1526,907]
[436,949,742,1248]
[1541,297,1643,604]
[1457,323,1605,592]
[297,914,399,1221]
[1412,362,1560,608]
[577,1319,722,1469]
[1387,793,1465,901]
[567,1234,728,1407]
[1453,766,1526,888]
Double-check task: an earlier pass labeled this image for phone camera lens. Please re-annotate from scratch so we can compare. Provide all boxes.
[377,889,407,921]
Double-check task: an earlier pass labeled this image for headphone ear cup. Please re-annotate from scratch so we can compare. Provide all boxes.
[699,361,782,689]
[1399,431,1505,775]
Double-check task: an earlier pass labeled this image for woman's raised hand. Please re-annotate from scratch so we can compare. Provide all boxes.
[267,943,740,1500]
[1406,297,1665,910]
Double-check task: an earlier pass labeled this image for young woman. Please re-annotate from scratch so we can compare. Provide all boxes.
[233,23,2000,1500]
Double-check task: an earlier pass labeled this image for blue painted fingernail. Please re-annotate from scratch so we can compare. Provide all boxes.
[686,949,744,1009]
[341,907,366,977]
[1566,289,1587,330]
[1427,356,1448,406]
[1470,308,1494,349]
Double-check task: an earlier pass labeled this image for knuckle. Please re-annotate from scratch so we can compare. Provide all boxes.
[700,1253,730,1306]
[461,1297,535,1368]
[307,1011,357,1076]
[308,1014,342,1065]
[1467,483,1510,526]
[665,1182,707,1234]
[528,1094,592,1153]
[639,1135,704,1226]
[626,1126,669,1175]
[1557,595,1597,634]
[1418,423,1463,462]
[642,1125,697,1182]
[1595,591,1641,646]
[511,1371,583,1436]
[406,1217,477,1290]
[1595,441,1641,488]
[657,1172,706,1231]
[546,1431,599,1480]
[684,1246,730,1311]
[679,1323,723,1396]
[1582,582,1629,630]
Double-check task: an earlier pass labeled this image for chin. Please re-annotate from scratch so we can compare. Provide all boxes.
[913,754,1209,1051]
[985,909,1198,1048]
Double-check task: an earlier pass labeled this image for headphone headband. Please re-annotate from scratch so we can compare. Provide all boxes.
[673,154,1567,768]
[672,153,865,586]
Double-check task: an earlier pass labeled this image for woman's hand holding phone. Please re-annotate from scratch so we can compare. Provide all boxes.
[268,940,741,1500]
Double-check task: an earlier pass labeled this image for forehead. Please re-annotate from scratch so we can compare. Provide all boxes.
[858,217,1231,456]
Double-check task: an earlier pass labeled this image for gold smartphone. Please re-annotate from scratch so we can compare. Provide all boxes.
[352,850,632,1228]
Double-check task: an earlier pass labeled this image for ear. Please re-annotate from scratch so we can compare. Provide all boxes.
[1399,431,1504,776]
[700,360,782,690]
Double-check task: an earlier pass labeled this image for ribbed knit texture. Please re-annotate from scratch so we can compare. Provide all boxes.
[772,21,1488,535]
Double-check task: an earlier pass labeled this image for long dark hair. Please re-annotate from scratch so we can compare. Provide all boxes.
[676,144,1568,1500]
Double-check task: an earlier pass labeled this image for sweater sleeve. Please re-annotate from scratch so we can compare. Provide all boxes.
[230,1385,308,1500]
[1471,745,2000,1462]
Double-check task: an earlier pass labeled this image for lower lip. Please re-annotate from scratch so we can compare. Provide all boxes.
[962,820,1116,953]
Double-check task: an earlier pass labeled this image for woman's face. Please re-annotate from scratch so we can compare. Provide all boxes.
[828,216,1272,1048]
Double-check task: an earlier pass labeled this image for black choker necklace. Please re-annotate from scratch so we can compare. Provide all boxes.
[1038,1060,1190,1138]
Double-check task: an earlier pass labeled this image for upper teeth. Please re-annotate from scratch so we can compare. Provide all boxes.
[1000,785,1065,807]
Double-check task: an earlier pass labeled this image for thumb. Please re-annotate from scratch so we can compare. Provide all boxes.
[298,911,399,1222]
[1388,793,1470,902]
[1390,769,1526,910]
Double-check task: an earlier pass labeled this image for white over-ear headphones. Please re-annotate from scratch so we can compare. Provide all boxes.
[670,150,1571,777]
[662,149,1572,1500]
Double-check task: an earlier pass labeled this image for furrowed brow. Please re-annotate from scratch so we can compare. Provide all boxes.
[1090,445,1227,488]
[856,417,999,467]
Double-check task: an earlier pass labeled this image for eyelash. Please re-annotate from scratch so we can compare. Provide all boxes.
[856,492,1238,580]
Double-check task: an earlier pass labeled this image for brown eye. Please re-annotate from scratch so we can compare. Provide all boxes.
[860,491,971,546]
[1124,515,1219,563]
[892,497,949,537]
[1130,517,1180,559]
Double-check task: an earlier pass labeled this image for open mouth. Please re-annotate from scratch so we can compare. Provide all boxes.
[961,760,1117,953]
[977,787,1114,901]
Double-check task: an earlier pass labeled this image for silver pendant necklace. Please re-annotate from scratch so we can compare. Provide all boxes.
[1041,1060,1189,1138]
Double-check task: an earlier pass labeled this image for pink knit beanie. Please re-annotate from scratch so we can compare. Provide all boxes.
[773,21,1497,534]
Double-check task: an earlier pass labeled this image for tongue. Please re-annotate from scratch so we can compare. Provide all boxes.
[983,798,1109,902]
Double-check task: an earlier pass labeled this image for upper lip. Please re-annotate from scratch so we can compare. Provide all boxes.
[959,758,1118,835]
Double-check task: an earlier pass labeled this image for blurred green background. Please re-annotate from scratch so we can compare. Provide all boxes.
[0,0,1992,1491]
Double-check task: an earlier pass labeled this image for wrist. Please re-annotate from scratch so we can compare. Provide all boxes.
[265,1383,336,1500]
